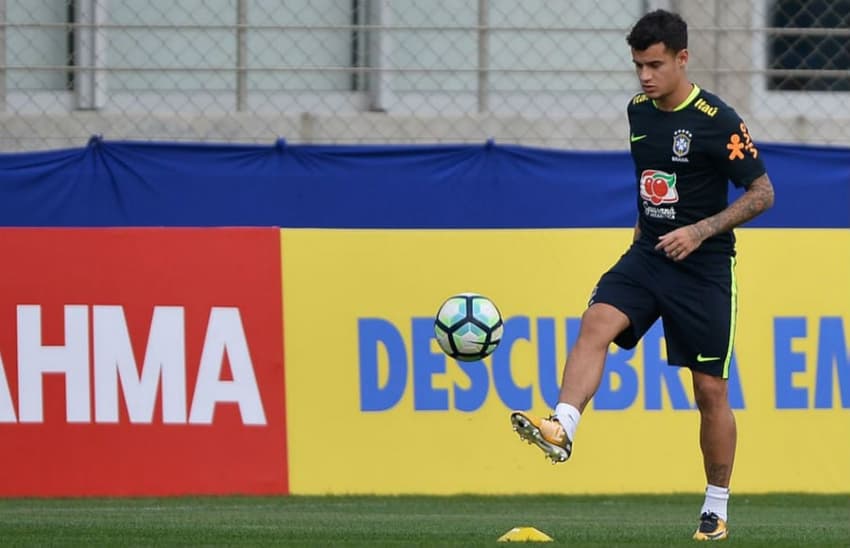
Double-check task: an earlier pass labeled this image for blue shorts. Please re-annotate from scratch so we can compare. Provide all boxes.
[591,242,737,378]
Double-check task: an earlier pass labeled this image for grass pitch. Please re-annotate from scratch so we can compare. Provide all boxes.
[0,494,846,546]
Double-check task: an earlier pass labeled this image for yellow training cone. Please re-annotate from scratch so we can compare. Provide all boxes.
[497,526,554,542]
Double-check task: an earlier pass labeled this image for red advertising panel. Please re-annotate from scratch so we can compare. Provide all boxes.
[0,228,287,496]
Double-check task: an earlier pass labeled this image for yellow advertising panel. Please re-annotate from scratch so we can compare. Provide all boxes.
[281,229,850,494]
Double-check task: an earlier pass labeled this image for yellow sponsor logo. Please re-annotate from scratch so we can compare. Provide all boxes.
[694,97,719,117]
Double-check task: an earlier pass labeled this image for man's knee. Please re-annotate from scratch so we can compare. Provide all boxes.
[577,303,629,347]
[693,373,729,411]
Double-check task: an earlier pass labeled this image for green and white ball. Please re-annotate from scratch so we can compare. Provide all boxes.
[434,293,503,361]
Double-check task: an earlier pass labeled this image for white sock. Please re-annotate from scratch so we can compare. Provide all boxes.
[700,484,730,522]
[554,402,581,442]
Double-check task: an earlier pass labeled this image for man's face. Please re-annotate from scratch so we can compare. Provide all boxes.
[631,42,688,99]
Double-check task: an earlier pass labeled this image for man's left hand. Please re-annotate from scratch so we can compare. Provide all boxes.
[655,225,705,261]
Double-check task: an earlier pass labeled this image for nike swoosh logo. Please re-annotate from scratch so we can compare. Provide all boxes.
[696,354,721,362]
[630,134,647,142]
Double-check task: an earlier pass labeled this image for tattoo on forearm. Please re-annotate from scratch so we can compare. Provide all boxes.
[689,223,707,241]
[697,175,774,239]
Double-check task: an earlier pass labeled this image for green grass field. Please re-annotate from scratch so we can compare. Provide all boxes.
[0,494,847,546]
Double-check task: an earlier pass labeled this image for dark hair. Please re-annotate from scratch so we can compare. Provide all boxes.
[626,9,688,52]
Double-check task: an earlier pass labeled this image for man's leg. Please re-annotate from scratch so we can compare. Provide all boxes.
[558,303,630,412]
[692,370,736,540]
[511,303,629,462]
[692,370,736,487]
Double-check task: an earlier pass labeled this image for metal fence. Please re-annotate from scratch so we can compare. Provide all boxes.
[2,0,849,151]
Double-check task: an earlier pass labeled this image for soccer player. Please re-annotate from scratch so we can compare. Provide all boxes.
[510,9,774,542]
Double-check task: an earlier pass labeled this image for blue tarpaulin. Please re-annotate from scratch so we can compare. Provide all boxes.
[0,137,847,228]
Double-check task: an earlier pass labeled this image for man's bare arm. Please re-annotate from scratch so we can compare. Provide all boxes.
[655,174,774,261]
[691,174,775,241]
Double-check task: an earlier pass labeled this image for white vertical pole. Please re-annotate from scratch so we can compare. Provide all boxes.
[367,0,394,112]
[74,0,107,110]
[236,0,247,112]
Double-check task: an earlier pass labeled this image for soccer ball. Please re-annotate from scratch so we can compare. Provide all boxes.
[434,293,503,361]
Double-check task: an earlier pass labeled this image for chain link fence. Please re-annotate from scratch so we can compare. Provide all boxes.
[1,0,849,151]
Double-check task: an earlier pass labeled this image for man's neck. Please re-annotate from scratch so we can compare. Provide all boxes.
[655,82,695,111]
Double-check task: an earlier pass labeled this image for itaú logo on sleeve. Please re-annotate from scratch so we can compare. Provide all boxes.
[0,305,266,425]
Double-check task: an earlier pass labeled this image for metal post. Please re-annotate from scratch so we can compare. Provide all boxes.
[236,0,247,112]
[477,0,488,113]
[351,0,367,91]
[0,0,6,112]
[367,0,393,112]
[74,0,106,110]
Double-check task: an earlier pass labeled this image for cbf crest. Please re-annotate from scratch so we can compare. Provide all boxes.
[672,129,692,158]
